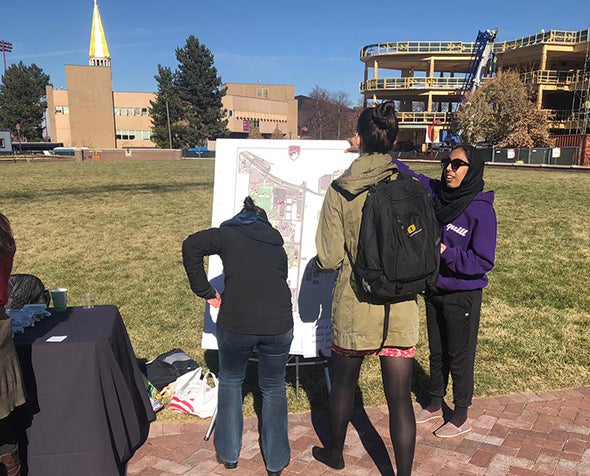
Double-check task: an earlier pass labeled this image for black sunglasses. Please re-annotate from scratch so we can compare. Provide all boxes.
[441,158,470,171]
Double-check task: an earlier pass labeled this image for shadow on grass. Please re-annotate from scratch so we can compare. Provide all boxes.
[2,180,213,201]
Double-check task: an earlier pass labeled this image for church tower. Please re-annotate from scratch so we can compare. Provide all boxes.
[46,0,117,147]
[89,0,111,67]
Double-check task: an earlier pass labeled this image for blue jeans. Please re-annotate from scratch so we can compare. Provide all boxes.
[214,327,293,472]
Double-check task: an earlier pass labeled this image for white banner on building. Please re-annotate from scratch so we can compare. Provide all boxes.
[201,139,356,357]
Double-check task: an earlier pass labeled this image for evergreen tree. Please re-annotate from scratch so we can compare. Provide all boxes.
[150,36,228,148]
[150,66,184,148]
[0,61,50,141]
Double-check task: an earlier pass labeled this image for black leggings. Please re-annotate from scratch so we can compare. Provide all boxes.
[425,289,482,409]
[0,416,17,454]
[328,352,415,476]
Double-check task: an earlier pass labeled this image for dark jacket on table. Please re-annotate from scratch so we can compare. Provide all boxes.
[182,218,293,336]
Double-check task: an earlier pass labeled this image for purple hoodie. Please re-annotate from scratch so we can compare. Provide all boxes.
[392,157,497,292]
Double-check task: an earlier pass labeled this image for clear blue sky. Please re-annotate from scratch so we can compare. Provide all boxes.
[1,0,589,105]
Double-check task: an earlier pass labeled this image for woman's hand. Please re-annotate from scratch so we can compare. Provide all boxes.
[207,291,222,309]
[345,133,360,153]
[440,243,447,254]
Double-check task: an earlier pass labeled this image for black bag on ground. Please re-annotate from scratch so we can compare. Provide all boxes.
[7,274,51,309]
[352,172,440,303]
[145,348,201,391]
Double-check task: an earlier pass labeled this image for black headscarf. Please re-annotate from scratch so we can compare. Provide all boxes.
[433,145,485,225]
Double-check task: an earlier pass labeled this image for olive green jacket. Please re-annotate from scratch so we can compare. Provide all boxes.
[0,314,26,419]
[315,152,419,351]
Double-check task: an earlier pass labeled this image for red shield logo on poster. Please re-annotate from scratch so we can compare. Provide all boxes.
[288,146,300,161]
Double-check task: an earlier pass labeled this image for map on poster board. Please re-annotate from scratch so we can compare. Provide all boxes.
[201,139,357,357]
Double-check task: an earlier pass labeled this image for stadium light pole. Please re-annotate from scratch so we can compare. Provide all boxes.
[165,99,172,149]
[0,40,13,73]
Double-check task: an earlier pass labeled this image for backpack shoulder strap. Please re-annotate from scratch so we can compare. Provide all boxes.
[330,181,356,202]
[395,171,412,181]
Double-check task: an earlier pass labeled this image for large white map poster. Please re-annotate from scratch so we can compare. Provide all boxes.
[201,139,357,357]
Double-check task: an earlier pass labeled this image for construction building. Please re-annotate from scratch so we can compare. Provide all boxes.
[45,0,297,149]
[360,29,590,151]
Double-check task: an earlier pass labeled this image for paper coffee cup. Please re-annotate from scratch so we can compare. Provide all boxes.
[50,288,68,312]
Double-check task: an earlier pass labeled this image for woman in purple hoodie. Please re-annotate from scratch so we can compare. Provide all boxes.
[392,144,497,438]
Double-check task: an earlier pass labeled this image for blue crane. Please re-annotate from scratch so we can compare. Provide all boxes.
[458,29,499,107]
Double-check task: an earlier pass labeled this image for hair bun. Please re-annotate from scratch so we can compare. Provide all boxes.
[373,102,397,129]
[243,196,256,211]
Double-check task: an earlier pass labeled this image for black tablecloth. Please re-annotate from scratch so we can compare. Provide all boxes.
[13,305,155,476]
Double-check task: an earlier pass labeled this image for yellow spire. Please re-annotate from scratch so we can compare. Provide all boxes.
[89,0,111,66]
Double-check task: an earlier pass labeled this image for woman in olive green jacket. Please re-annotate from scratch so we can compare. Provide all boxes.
[312,102,418,476]
[0,213,26,476]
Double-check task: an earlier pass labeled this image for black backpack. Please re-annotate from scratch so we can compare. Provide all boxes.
[145,348,201,391]
[352,172,440,303]
[7,273,52,309]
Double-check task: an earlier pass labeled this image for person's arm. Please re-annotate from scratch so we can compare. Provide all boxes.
[182,228,222,302]
[315,186,345,271]
[440,203,497,276]
[391,156,438,195]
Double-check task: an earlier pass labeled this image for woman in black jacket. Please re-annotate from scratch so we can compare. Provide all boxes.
[182,197,293,476]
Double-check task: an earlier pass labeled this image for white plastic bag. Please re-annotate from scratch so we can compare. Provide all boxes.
[167,368,218,418]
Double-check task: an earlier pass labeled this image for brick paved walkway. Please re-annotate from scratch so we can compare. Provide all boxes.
[128,386,590,475]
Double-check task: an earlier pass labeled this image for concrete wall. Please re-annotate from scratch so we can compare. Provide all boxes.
[223,83,298,139]
[113,91,157,148]
[81,148,182,161]
[65,65,116,148]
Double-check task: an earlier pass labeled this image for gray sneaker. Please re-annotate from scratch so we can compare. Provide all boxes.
[434,419,471,438]
[414,405,443,424]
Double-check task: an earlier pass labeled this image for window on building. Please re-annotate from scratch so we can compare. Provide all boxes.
[0,139,4,148]
[63,106,69,114]
[127,108,134,116]
[55,106,63,114]
[120,108,127,116]
[256,88,269,98]
[116,129,152,141]
[134,108,141,116]
[114,107,119,115]
[141,108,148,116]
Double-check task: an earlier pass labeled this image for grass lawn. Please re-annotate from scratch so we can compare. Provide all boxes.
[2,158,589,420]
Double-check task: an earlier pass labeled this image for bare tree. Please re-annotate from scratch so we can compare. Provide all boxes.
[298,87,357,140]
[310,86,330,139]
[247,125,262,139]
[330,91,352,140]
[456,71,551,147]
[271,125,284,139]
